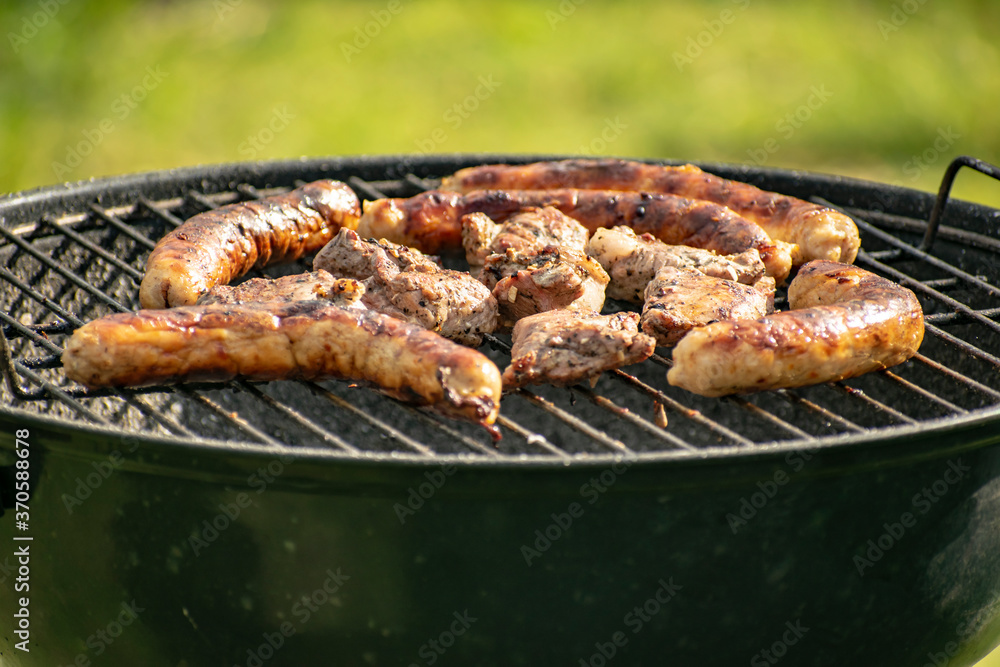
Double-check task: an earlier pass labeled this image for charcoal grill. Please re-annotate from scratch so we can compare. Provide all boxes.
[1,154,1000,667]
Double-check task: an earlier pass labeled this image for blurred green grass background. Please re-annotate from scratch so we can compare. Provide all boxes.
[3,0,1000,663]
[1,0,999,209]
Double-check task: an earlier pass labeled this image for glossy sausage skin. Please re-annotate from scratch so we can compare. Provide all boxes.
[358,188,791,281]
[62,301,501,426]
[442,159,860,266]
[667,261,924,396]
[139,180,361,309]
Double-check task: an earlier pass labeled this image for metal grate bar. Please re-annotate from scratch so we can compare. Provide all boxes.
[0,266,83,328]
[819,200,1000,300]
[236,381,359,453]
[608,369,754,447]
[844,207,1000,256]
[483,333,698,451]
[494,414,568,457]
[725,396,816,441]
[913,353,1000,401]
[777,390,866,434]
[0,312,64,357]
[178,388,280,446]
[186,189,241,212]
[830,383,918,425]
[570,384,698,451]
[138,197,186,230]
[348,177,389,200]
[647,353,817,441]
[41,216,144,281]
[299,381,436,456]
[117,390,196,438]
[925,322,1000,370]
[0,226,131,314]
[514,389,635,456]
[3,353,108,425]
[926,308,1000,326]
[398,405,501,457]
[880,370,967,416]
[87,203,158,250]
[856,251,1000,337]
[921,278,959,290]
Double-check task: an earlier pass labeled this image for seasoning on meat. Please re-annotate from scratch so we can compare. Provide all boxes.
[139,180,361,309]
[502,310,656,389]
[641,267,771,346]
[362,188,792,282]
[667,260,924,396]
[197,270,365,308]
[314,228,497,346]
[587,226,767,302]
[463,208,609,326]
[62,301,502,427]
[441,159,859,266]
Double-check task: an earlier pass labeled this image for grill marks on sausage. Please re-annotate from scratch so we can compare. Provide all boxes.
[666,261,924,396]
[139,180,361,309]
[358,187,792,282]
[62,302,502,426]
[441,159,860,266]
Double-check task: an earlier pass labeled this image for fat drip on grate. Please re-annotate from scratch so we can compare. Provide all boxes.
[1,158,999,461]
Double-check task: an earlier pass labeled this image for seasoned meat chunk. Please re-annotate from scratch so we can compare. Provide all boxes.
[315,229,497,346]
[502,310,655,388]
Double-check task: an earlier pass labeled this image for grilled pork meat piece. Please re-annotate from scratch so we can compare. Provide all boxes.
[503,310,655,388]
[196,270,365,308]
[587,226,767,302]
[667,261,924,396]
[462,208,609,326]
[314,229,497,346]
[461,205,590,267]
[641,267,771,346]
[441,159,859,266]
[140,180,361,309]
[359,188,792,282]
[62,301,502,427]
[483,247,609,326]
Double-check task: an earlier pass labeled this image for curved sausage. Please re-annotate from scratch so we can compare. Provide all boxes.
[442,159,860,266]
[62,301,502,427]
[358,188,792,281]
[666,261,924,396]
[139,180,361,309]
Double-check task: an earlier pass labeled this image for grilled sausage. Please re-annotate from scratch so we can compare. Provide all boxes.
[441,159,859,266]
[667,261,924,396]
[358,188,792,281]
[62,301,502,426]
[139,180,361,309]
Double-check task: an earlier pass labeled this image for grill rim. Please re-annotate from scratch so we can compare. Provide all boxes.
[3,153,1000,468]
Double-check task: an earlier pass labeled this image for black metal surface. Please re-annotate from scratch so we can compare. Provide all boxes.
[1,154,1000,465]
[3,155,1000,667]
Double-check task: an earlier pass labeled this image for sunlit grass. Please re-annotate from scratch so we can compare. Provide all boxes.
[2,0,998,210]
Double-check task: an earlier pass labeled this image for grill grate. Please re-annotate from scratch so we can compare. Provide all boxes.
[2,155,999,462]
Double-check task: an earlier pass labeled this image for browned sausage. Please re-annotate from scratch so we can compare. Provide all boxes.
[667,261,924,396]
[358,188,792,281]
[62,301,502,426]
[139,180,361,309]
[441,159,860,266]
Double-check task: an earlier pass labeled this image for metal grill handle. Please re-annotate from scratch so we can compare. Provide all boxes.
[920,155,1000,252]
